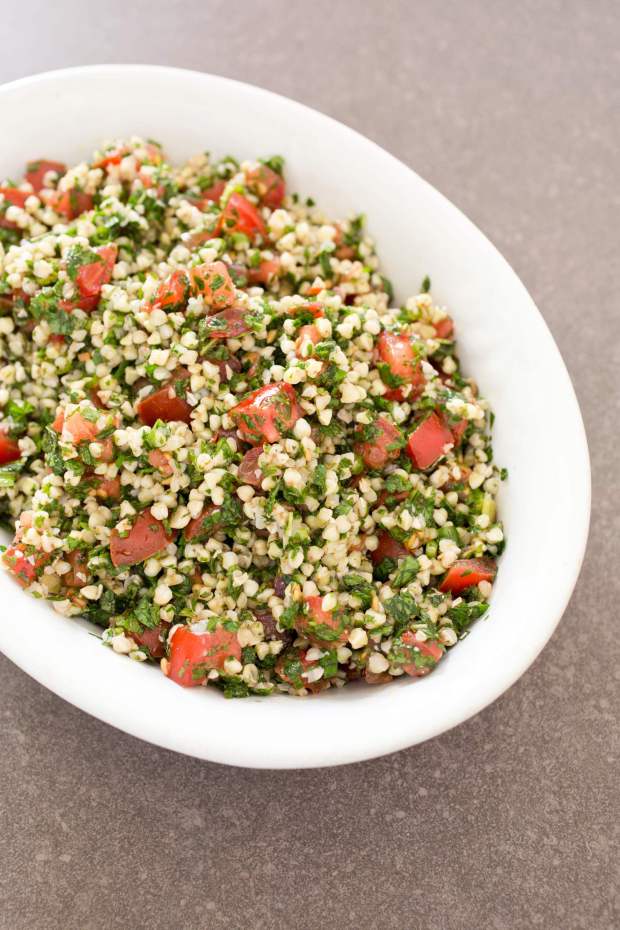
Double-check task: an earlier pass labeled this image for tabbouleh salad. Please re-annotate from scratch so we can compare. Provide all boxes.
[0,138,505,697]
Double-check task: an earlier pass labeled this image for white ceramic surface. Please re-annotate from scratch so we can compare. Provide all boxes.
[0,65,590,769]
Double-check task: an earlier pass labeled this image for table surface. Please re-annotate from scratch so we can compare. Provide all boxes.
[1,2,618,928]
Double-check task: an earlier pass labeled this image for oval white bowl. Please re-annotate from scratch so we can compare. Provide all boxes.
[0,65,590,768]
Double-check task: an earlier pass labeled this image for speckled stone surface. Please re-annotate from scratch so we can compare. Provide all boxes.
[0,2,618,928]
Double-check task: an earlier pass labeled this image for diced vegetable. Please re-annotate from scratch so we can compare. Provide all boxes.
[231,382,301,444]
[166,625,241,686]
[406,412,454,469]
[109,511,173,567]
[438,558,497,594]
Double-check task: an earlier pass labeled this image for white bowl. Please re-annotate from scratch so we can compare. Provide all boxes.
[0,65,590,768]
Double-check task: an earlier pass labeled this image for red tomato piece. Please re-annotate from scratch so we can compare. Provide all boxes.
[195,178,227,206]
[92,148,127,169]
[295,324,322,357]
[166,625,241,686]
[137,373,192,427]
[148,269,189,313]
[400,631,444,677]
[93,476,121,500]
[184,505,222,542]
[49,189,94,220]
[245,164,285,209]
[406,412,454,470]
[434,316,454,340]
[0,187,29,228]
[370,530,409,567]
[199,305,250,340]
[297,595,350,649]
[53,410,100,444]
[237,446,264,487]
[247,258,280,285]
[2,543,37,587]
[451,418,468,445]
[109,510,173,567]
[219,192,266,240]
[354,415,402,470]
[189,260,235,309]
[0,430,20,464]
[64,549,90,588]
[376,331,425,395]
[231,382,301,445]
[75,244,117,300]
[130,623,168,659]
[25,159,66,193]
[438,558,497,594]
[148,449,174,476]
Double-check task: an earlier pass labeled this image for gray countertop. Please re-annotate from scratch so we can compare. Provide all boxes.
[0,2,618,928]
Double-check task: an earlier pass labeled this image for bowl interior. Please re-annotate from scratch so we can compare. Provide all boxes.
[0,66,590,767]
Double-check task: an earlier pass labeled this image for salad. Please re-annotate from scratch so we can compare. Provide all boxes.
[0,138,505,697]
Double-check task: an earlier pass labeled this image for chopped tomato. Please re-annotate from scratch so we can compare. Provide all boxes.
[0,187,29,228]
[438,558,497,594]
[231,382,301,445]
[53,410,100,444]
[48,189,94,220]
[75,244,117,300]
[109,510,173,567]
[451,418,468,445]
[64,549,90,587]
[354,416,402,470]
[434,316,454,340]
[237,446,264,487]
[93,476,121,500]
[219,192,266,240]
[189,260,235,309]
[130,623,168,659]
[200,305,250,340]
[0,430,20,464]
[92,147,127,169]
[137,372,192,426]
[245,164,285,209]
[399,631,444,677]
[166,625,241,686]
[376,331,425,395]
[406,412,454,470]
[95,437,114,463]
[184,505,223,541]
[147,270,189,313]
[25,159,66,192]
[195,178,227,206]
[2,543,38,587]
[247,258,280,285]
[295,324,322,357]
[296,595,350,649]
[370,530,409,567]
[148,449,174,476]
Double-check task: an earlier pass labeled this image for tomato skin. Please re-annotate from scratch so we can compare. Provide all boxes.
[148,449,173,476]
[2,543,38,587]
[0,187,29,228]
[147,270,189,313]
[137,373,192,427]
[438,558,497,594]
[64,548,90,588]
[451,418,468,445]
[184,505,221,541]
[245,164,285,209]
[195,178,227,206]
[109,510,173,567]
[93,476,121,500]
[53,410,100,444]
[376,331,425,394]
[247,258,280,285]
[49,189,94,220]
[399,631,444,677]
[0,430,20,465]
[75,244,117,300]
[130,623,168,659]
[295,324,322,357]
[296,595,350,649]
[434,316,454,340]
[406,412,454,470]
[370,530,409,567]
[200,305,250,340]
[231,382,301,445]
[219,192,266,239]
[166,625,241,686]
[25,159,66,192]
[237,446,264,487]
[354,416,402,470]
[189,260,235,309]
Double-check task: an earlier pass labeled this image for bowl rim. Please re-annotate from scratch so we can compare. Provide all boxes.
[0,64,591,768]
